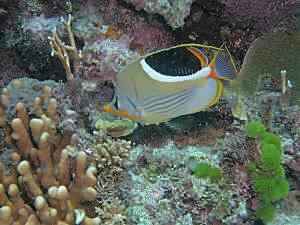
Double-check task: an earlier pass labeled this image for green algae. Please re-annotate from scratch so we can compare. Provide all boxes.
[192,162,222,183]
[245,121,289,223]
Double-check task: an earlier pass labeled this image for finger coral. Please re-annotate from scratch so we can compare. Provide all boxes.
[0,80,100,225]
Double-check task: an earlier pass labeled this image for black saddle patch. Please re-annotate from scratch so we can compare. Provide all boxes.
[145,47,202,77]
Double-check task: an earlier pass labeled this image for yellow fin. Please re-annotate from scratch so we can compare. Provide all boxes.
[209,80,224,107]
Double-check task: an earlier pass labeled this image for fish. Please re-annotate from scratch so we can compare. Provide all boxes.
[103,43,236,125]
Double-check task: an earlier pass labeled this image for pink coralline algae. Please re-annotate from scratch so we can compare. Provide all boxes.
[221,0,299,32]
[99,0,175,52]
[123,0,195,28]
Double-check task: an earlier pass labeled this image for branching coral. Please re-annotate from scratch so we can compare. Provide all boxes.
[0,81,100,225]
[49,14,82,81]
[92,137,131,176]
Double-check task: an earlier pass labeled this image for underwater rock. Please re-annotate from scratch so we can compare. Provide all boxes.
[99,0,174,52]
[123,0,195,28]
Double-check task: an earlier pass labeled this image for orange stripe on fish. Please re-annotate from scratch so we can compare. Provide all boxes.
[102,104,143,121]
[186,47,208,67]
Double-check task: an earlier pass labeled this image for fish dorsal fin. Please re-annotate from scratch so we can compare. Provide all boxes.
[209,43,237,81]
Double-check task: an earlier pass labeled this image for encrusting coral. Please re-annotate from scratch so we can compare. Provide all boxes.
[0,80,100,225]
[95,197,127,225]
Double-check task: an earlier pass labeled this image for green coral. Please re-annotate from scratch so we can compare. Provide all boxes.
[192,162,222,183]
[246,121,289,223]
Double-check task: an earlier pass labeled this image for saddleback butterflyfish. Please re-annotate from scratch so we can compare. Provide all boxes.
[103,43,236,125]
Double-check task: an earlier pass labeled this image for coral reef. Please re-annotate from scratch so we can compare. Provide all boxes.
[0,79,100,224]
[0,50,27,87]
[1,78,58,122]
[192,162,222,183]
[1,1,300,224]
[71,128,132,224]
[95,197,127,225]
[121,143,248,224]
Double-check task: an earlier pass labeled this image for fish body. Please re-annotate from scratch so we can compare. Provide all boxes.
[103,43,236,125]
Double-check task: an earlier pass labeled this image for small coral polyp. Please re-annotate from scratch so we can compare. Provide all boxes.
[0,81,100,225]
